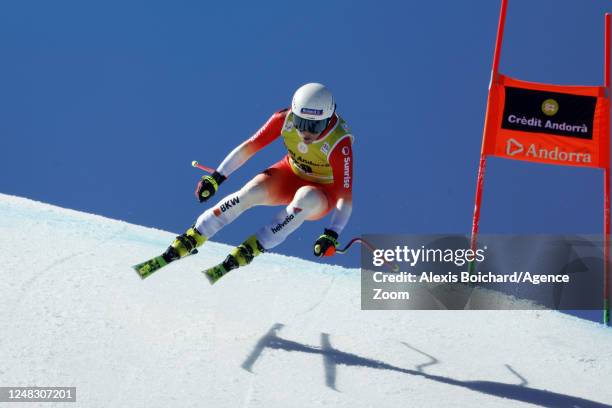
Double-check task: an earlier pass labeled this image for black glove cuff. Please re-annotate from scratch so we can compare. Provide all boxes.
[212,171,226,185]
[323,228,338,240]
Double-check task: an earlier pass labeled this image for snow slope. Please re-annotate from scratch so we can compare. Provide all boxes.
[0,193,611,408]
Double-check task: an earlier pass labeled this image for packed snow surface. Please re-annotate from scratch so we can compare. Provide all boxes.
[0,193,611,407]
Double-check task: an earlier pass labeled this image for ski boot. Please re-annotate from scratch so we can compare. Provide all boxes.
[133,226,207,279]
[162,226,207,262]
[204,235,265,284]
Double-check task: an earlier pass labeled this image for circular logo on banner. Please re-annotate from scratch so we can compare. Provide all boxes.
[541,99,559,116]
[297,142,308,154]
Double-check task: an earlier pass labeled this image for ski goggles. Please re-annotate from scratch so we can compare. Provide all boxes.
[292,115,330,134]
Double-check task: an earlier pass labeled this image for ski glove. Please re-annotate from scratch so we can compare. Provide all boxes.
[314,229,339,257]
[195,171,226,203]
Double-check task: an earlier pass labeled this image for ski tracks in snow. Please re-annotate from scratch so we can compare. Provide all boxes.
[293,275,337,319]
[15,224,128,300]
[18,224,128,293]
[3,224,128,352]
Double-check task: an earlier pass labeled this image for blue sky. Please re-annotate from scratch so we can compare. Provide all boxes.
[1,0,612,269]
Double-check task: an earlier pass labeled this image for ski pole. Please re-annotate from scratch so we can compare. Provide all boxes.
[336,237,368,254]
[191,160,215,174]
[337,237,400,272]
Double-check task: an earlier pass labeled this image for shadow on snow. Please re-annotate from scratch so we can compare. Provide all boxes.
[242,323,610,408]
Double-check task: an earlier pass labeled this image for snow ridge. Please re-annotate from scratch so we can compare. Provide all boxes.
[0,193,611,407]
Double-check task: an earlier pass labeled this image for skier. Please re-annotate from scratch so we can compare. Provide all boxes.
[135,83,353,283]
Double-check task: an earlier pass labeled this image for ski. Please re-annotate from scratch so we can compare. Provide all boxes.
[202,262,229,285]
[132,249,198,279]
[132,256,168,279]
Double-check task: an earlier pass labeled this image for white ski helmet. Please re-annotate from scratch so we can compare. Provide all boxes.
[291,83,335,133]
